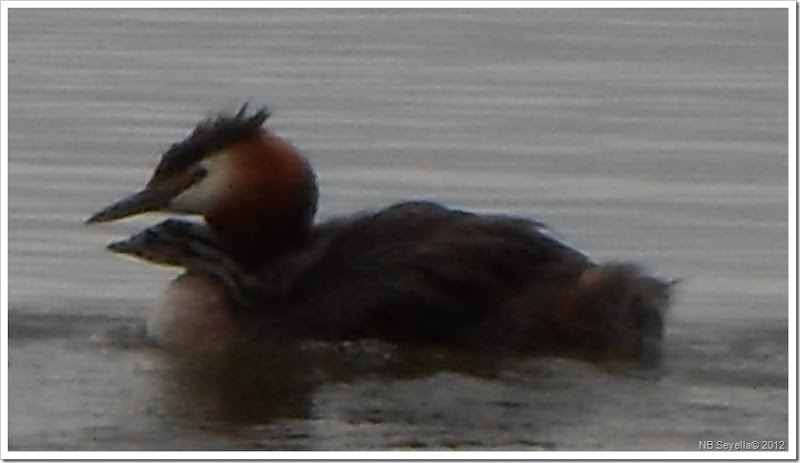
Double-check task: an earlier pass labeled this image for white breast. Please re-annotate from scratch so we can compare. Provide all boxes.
[147,272,239,353]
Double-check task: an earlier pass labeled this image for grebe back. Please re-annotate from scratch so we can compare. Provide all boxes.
[109,202,675,364]
[88,104,676,364]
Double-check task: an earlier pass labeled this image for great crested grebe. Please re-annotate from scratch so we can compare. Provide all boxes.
[87,105,675,363]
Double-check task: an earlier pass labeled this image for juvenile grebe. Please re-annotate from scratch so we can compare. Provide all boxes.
[88,105,675,363]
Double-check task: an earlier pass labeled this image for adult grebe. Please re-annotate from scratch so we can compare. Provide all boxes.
[87,105,675,363]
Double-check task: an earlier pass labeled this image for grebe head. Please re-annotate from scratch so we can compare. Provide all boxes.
[87,104,319,261]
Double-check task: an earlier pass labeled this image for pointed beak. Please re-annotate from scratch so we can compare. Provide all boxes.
[106,237,135,254]
[86,187,175,224]
[86,166,205,224]
[105,229,171,266]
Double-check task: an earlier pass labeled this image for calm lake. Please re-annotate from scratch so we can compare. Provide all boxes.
[7,8,789,451]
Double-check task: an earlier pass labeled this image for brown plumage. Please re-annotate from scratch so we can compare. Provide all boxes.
[205,131,318,266]
[89,104,675,364]
[108,202,674,364]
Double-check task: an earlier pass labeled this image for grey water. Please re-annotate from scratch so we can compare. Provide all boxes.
[7,8,789,451]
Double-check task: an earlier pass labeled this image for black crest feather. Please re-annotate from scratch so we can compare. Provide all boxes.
[148,103,271,185]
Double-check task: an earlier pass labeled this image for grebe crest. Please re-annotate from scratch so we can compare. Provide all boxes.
[87,104,319,264]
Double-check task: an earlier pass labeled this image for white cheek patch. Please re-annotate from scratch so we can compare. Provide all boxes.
[169,153,233,214]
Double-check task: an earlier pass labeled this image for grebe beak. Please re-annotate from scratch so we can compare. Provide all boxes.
[86,167,205,224]
[86,187,174,224]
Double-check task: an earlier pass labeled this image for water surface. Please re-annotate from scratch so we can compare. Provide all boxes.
[7,8,789,451]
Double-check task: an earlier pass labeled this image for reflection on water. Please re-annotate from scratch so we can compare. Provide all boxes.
[159,343,318,426]
[8,311,787,450]
[157,340,503,427]
[7,8,789,451]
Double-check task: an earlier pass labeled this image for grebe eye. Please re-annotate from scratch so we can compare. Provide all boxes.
[189,164,208,182]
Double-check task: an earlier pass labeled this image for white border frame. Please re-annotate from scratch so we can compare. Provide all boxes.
[1,1,796,460]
